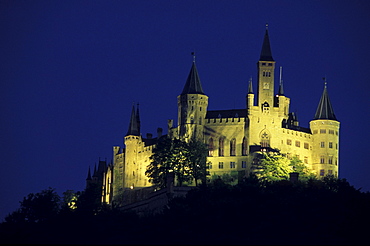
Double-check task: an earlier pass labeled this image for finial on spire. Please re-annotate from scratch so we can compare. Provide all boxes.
[265,23,268,30]
[323,77,327,88]
[191,51,196,63]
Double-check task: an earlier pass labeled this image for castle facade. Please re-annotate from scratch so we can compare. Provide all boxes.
[87,27,340,204]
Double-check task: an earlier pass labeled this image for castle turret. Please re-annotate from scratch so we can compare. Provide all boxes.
[246,77,254,112]
[257,24,276,110]
[124,103,142,189]
[310,80,339,177]
[177,53,209,142]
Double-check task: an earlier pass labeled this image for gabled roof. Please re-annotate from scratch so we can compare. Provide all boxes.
[260,26,274,61]
[181,61,205,95]
[314,84,337,120]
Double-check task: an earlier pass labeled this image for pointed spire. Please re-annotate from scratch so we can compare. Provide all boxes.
[314,78,337,120]
[181,52,205,95]
[86,166,92,180]
[278,66,284,95]
[136,103,141,134]
[93,164,97,177]
[259,24,274,61]
[126,103,140,136]
[248,77,253,94]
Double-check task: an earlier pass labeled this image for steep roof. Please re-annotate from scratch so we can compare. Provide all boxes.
[126,104,140,136]
[259,25,274,61]
[181,61,205,95]
[314,84,337,120]
[248,77,253,94]
[86,166,92,180]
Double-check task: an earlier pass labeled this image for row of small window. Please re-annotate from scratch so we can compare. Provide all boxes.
[285,140,338,150]
[320,142,338,149]
[286,139,309,149]
[320,156,338,165]
[261,63,273,66]
[319,169,337,177]
[209,161,247,169]
[262,71,271,77]
[313,129,338,135]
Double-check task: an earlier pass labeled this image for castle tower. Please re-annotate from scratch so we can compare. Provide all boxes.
[309,80,339,177]
[177,54,208,142]
[123,104,142,188]
[256,24,276,108]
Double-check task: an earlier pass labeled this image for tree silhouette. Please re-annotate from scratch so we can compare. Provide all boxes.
[146,138,208,188]
[4,187,60,224]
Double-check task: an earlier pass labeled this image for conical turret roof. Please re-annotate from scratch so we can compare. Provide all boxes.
[260,25,274,61]
[126,104,140,136]
[314,83,337,120]
[181,61,205,95]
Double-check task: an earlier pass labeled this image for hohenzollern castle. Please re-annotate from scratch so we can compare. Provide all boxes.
[86,26,340,206]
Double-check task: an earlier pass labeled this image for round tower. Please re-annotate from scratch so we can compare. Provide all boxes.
[310,81,339,178]
[178,55,208,142]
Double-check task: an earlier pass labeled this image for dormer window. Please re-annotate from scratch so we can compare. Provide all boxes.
[262,102,270,112]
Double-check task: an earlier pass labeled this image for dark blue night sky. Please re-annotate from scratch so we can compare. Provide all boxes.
[1,0,370,221]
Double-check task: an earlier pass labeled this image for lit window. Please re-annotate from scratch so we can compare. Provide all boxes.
[208,138,214,157]
[287,139,292,145]
[261,131,270,147]
[304,143,309,149]
[218,162,224,169]
[313,130,318,134]
[304,156,308,164]
[328,170,333,175]
[320,156,325,164]
[295,141,300,147]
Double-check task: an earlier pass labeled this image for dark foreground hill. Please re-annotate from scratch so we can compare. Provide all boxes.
[1,176,370,245]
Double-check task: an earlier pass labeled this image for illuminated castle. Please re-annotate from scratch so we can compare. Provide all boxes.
[86,26,340,204]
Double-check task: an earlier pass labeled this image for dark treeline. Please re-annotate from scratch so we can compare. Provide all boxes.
[1,175,370,245]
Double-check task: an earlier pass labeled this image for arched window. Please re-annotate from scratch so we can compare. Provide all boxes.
[230,138,236,156]
[242,137,247,156]
[219,137,224,156]
[208,138,214,157]
[260,131,270,148]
